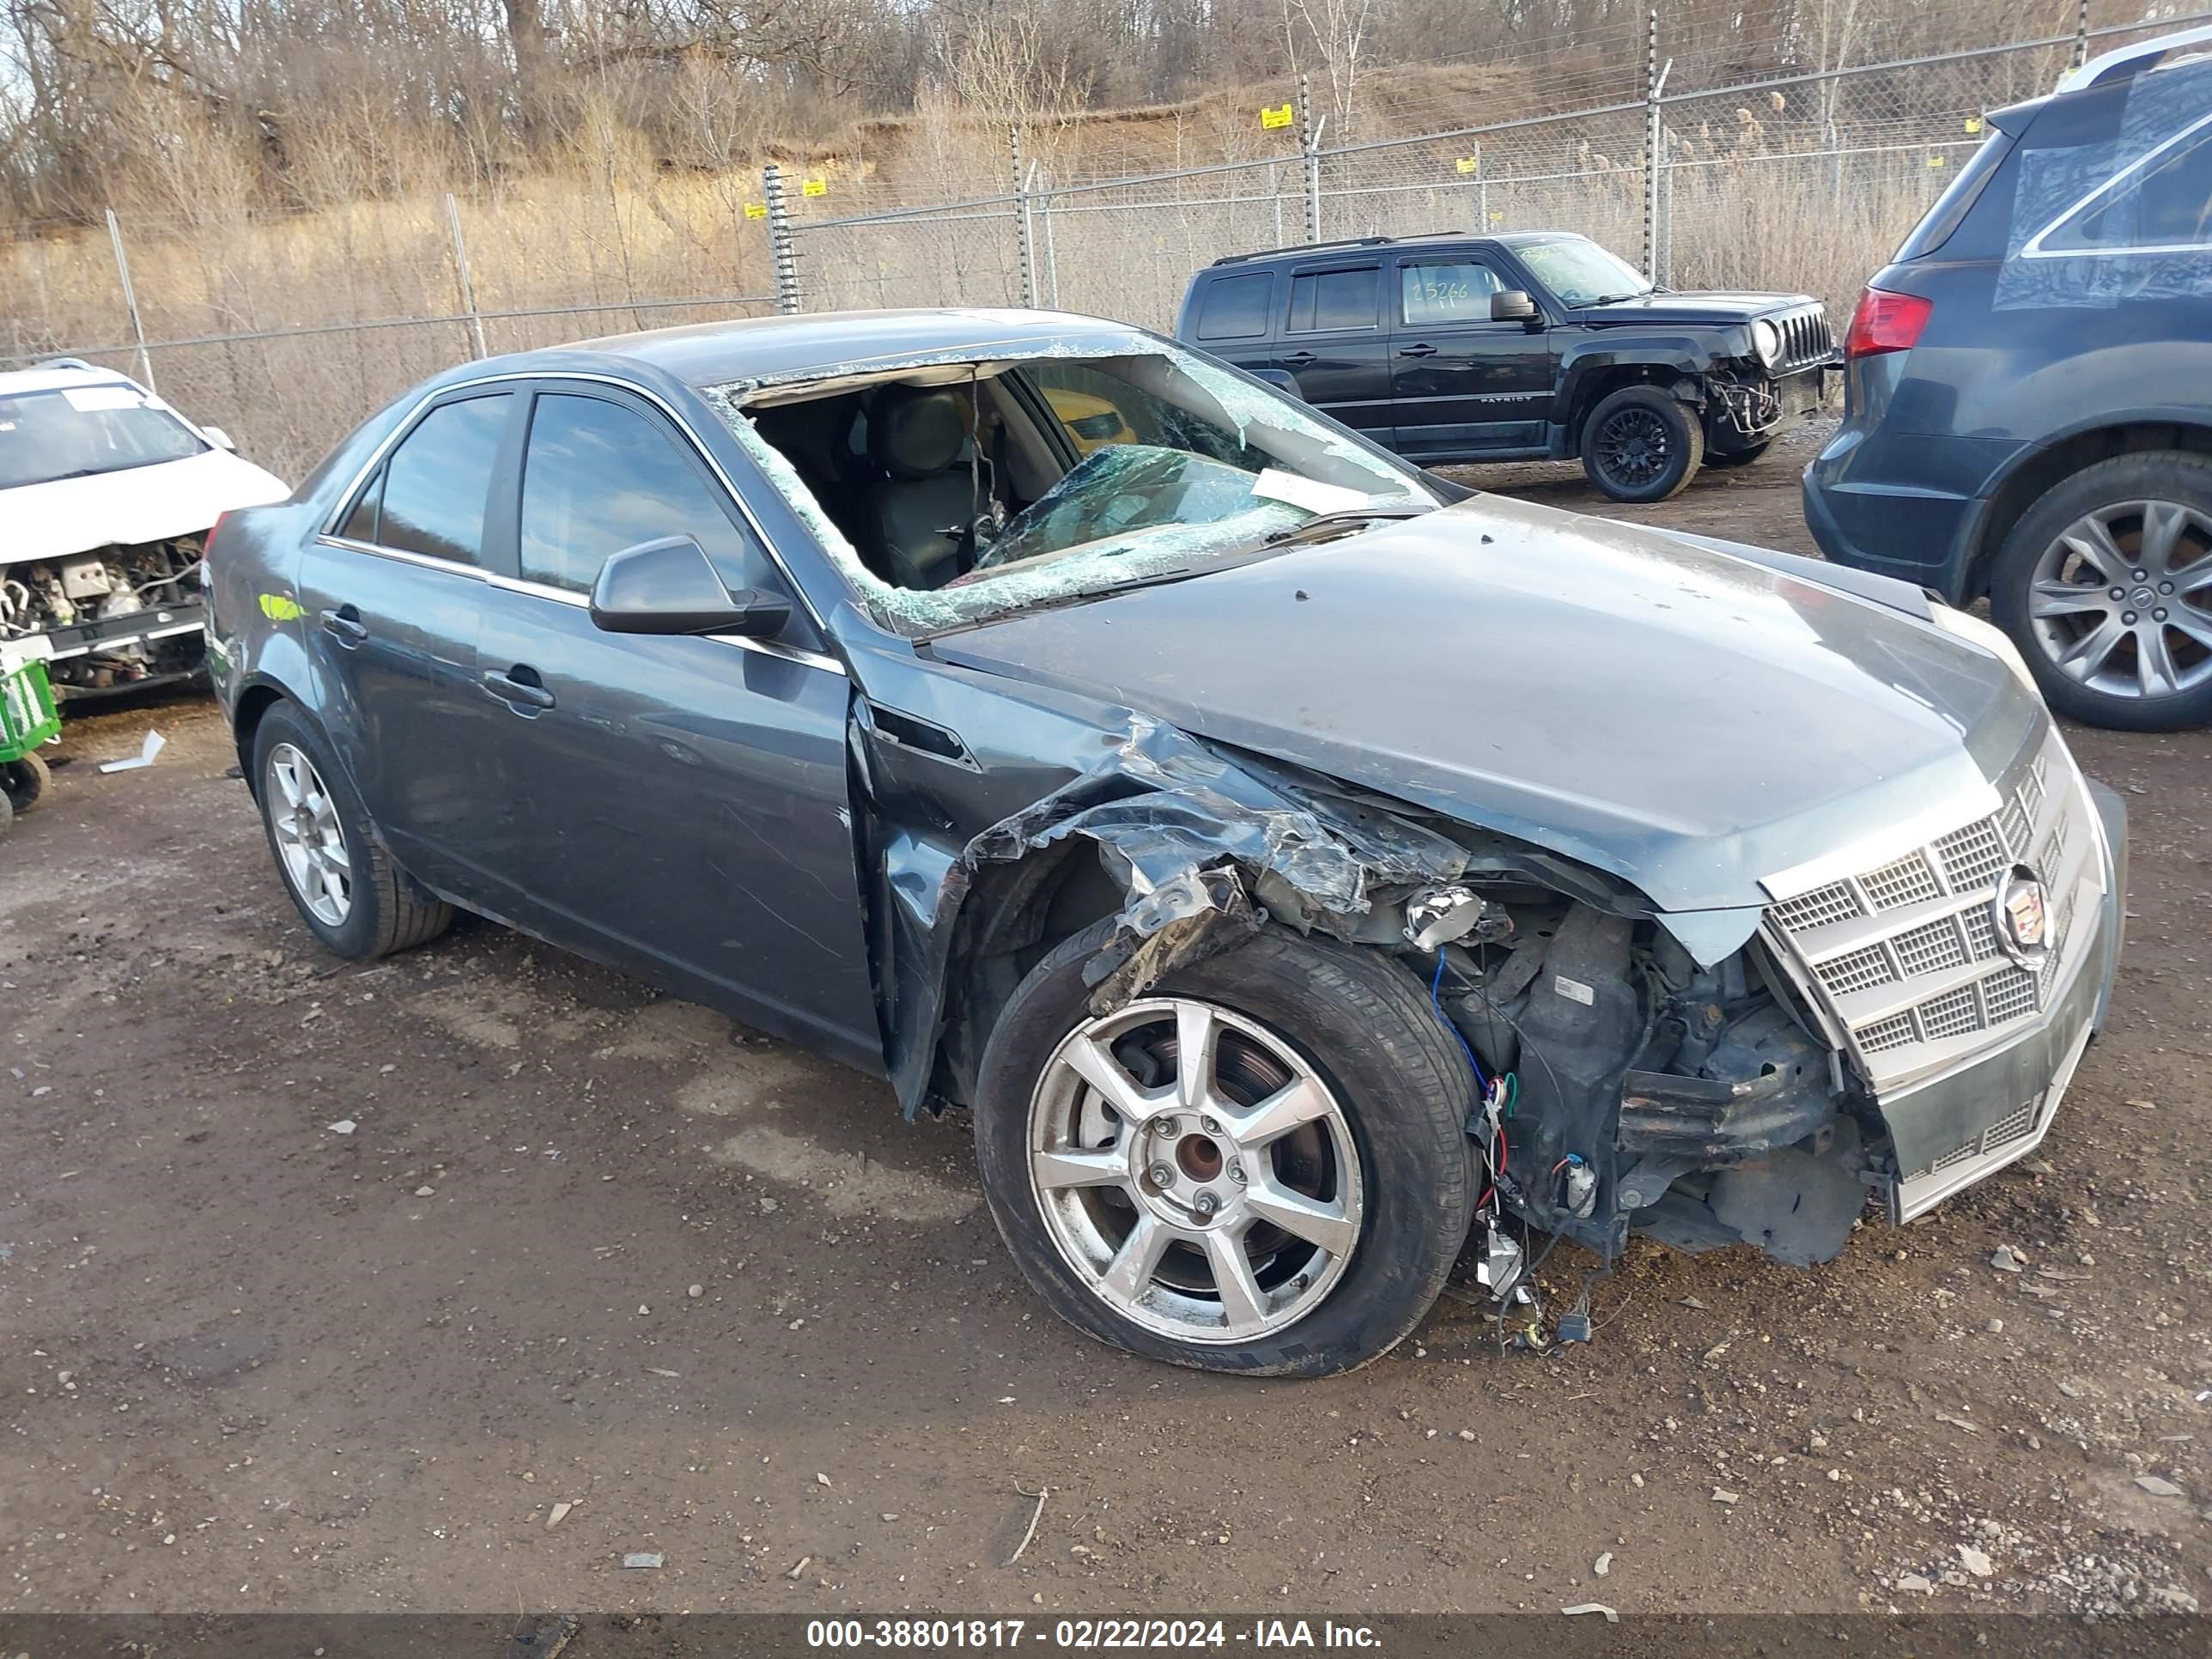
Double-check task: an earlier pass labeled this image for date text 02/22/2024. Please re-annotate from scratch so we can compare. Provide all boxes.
[805,1619,1385,1650]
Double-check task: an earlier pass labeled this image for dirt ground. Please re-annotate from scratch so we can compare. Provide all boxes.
[3,449,2208,1621]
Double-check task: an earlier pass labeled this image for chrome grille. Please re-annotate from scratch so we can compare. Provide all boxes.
[1772,881,1858,933]
[1773,306,1835,374]
[1919,984,1983,1040]
[1766,729,2093,1074]
[1936,818,2008,891]
[1893,917,1967,976]
[1981,1102,2038,1152]
[1817,943,1894,996]
[1862,851,1941,910]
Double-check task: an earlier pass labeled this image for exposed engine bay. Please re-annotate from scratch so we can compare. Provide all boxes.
[0,536,208,696]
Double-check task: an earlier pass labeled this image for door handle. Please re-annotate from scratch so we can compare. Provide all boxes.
[482,666,556,713]
[1397,343,1438,358]
[1281,350,1316,368]
[319,607,368,647]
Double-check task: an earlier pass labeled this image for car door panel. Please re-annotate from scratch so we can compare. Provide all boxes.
[296,391,518,901]
[1389,255,1553,455]
[469,385,879,1065]
[1279,263,1394,442]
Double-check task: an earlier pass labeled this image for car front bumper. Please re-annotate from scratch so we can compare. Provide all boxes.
[1881,775,2124,1221]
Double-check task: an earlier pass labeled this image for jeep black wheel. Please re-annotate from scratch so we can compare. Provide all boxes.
[973,919,1475,1376]
[1990,453,2212,732]
[1582,386,1703,503]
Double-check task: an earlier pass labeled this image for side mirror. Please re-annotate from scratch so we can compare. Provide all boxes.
[589,536,791,638]
[1490,289,1540,324]
[202,425,238,452]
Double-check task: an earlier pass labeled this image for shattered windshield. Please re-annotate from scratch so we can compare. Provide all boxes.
[707,337,1436,635]
[1516,237,1654,307]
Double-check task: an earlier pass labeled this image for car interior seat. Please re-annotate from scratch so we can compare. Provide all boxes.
[865,385,981,589]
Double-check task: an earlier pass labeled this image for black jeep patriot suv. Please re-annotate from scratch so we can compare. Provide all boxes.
[1174,230,1835,502]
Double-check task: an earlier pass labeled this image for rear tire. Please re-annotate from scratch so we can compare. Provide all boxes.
[973,920,1474,1376]
[1582,385,1704,503]
[1989,452,2212,732]
[251,702,452,960]
[1,751,47,813]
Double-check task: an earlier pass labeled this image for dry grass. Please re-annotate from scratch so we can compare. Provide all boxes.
[2,88,1964,481]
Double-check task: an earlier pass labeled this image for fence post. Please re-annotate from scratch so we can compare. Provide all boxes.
[443,193,489,359]
[1642,10,1660,278]
[1012,126,1039,308]
[105,209,155,391]
[763,165,801,314]
[1037,165,1062,308]
[2072,0,2090,69]
[1299,75,1324,245]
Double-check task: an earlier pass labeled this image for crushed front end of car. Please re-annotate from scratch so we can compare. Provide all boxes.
[926,701,2122,1296]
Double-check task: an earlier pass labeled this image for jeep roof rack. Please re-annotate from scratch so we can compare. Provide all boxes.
[2056,21,2212,94]
[1209,231,1464,267]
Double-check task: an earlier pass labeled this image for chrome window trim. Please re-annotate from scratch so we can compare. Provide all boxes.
[313,536,845,678]
[317,369,836,643]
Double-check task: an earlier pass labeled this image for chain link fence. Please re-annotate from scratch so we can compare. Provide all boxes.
[6,4,2203,482]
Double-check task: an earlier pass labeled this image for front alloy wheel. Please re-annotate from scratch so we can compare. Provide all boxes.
[1028,998,1363,1345]
[974,920,1474,1376]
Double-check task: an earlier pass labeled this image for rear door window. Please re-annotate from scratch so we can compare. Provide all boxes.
[1195,272,1273,341]
[520,392,769,594]
[368,394,512,565]
[1285,265,1381,333]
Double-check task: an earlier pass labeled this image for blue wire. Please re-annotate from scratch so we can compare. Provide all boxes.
[1431,952,1490,1091]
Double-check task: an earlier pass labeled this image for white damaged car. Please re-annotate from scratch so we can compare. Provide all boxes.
[1,362,287,700]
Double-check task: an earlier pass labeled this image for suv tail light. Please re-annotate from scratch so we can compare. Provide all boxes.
[1844,286,1933,359]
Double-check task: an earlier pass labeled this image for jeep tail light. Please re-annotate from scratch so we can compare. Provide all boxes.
[1844,286,1933,359]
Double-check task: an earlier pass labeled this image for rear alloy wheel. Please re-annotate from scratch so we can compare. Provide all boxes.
[1990,453,2212,732]
[252,702,453,959]
[974,921,1474,1376]
[1582,385,1703,503]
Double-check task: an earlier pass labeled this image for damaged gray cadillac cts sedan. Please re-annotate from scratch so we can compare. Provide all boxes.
[207,309,2128,1376]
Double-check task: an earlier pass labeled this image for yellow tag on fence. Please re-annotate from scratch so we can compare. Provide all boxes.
[1455,156,1480,174]
[1965,116,1984,134]
[744,202,767,219]
[1260,104,1294,130]
[1926,154,1947,168]
[802,178,828,197]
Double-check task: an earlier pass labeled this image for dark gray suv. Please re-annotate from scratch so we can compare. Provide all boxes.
[1804,27,2212,731]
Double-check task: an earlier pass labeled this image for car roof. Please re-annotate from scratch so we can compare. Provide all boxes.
[0,362,143,398]
[1200,228,1590,269]
[551,307,1149,392]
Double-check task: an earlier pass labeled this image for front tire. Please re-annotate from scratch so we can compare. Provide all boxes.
[1989,452,2212,732]
[1582,385,1704,503]
[251,702,452,960]
[973,921,1474,1376]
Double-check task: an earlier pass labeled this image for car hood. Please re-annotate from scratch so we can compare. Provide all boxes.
[929,495,2039,918]
[1568,290,1814,325]
[1,448,290,565]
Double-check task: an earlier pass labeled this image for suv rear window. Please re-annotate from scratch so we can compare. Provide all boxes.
[1196,273,1273,340]
[1286,267,1379,332]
